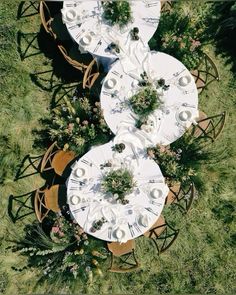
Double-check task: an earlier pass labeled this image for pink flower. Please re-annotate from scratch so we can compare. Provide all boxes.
[51,226,59,233]
[82,120,89,125]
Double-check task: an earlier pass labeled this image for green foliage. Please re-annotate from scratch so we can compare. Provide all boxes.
[129,86,161,119]
[149,3,212,69]
[12,219,108,282]
[102,168,135,203]
[102,0,132,27]
[147,132,214,186]
[47,96,111,155]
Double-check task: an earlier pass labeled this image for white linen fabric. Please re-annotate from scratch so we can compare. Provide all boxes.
[67,141,168,243]
[62,0,161,68]
[100,51,199,147]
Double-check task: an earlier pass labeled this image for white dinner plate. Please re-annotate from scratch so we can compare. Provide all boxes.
[105,77,118,90]
[69,195,81,205]
[150,188,163,199]
[113,228,126,239]
[74,167,85,178]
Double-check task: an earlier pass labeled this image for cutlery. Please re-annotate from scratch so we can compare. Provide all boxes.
[102,91,111,96]
[68,24,80,30]
[133,222,141,233]
[71,179,81,184]
[147,2,159,7]
[145,207,158,216]
[150,201,163,206]
[182,103,196,108]
[108,227,112,239]
[112,71,123,78]
[149,179,164,183]
[93,40,102,53]
[128,223,135,237]
[75,29,85,40]
[69,187,80,190]
[72,206,87,213]
[173,68,186,77]
[81,159,93,166]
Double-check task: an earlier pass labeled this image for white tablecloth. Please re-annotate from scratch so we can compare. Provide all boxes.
[100,51,199,147]
[62,1,161,68]
[67,140,169,243]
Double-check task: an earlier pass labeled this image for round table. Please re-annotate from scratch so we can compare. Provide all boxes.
[67,140,169,243]
[62,0,161,68]
[100,51,199,147]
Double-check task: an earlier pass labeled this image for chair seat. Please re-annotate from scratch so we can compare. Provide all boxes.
[165,182,181,205]
[193,111,208,137]
[51,150,75,176]
[191,70,205,94]
[107,240,134,256]
[44,185,60,212]
[143,215,166,238]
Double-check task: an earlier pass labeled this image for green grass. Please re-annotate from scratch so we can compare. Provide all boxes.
[0,0,236,294]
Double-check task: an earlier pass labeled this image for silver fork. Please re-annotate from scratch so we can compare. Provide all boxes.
[133,222,141,233]
[108,227,112,239]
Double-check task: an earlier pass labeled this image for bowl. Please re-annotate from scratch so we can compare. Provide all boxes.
[178,75,191,87]
[66,9,77,22]
[69,195,81,205]
[74,167,85,178]
[114,228,125,239]
[150,188,163,199]
[80,35,92,45]
[105,78,117,89]
[178,110,192,122]
[139,214,149,227]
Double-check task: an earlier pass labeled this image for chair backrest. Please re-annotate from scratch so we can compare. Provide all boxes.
[165,182,181,205]
[39,1,55,37]
[17,1,39,19]
[161,0,172,13]
[192,111,226,142]
[40,141,60,174]
[82,59,100,89]
[34,185,61,222]
[191,53,220,94]
[167,182,195,214]
[144,215,179,254]
[57,44,87,72]
[107,240,140,272]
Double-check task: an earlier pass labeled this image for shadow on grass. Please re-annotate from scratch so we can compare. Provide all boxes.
[17,1,39,20]
[208,2,236,75]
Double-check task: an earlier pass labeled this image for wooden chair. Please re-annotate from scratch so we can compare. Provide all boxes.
[161,0,172,13]
[165,182,196,214]
[57,44,88,73]
[34,185,63,222]
[40,142,76,177]
[191,53,220,94]
[192,111,226,142]
[39,1,54,37]
[144,215,179,254]
[107,240,140,273]
[82,59,100,89]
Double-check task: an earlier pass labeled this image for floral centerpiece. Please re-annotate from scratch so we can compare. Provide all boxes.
[102,1,132,27]
[129,85,161,125]
[102,168,136,204]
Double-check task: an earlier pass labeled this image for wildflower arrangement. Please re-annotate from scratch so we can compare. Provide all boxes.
[147,131,213,185]
[48,96,111,155]
[12,219,108,282]
[150,7,211,69]
[102,168,136,204]
[102,0,132,28]
[129,86,161,119]
[112,143,126,153]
